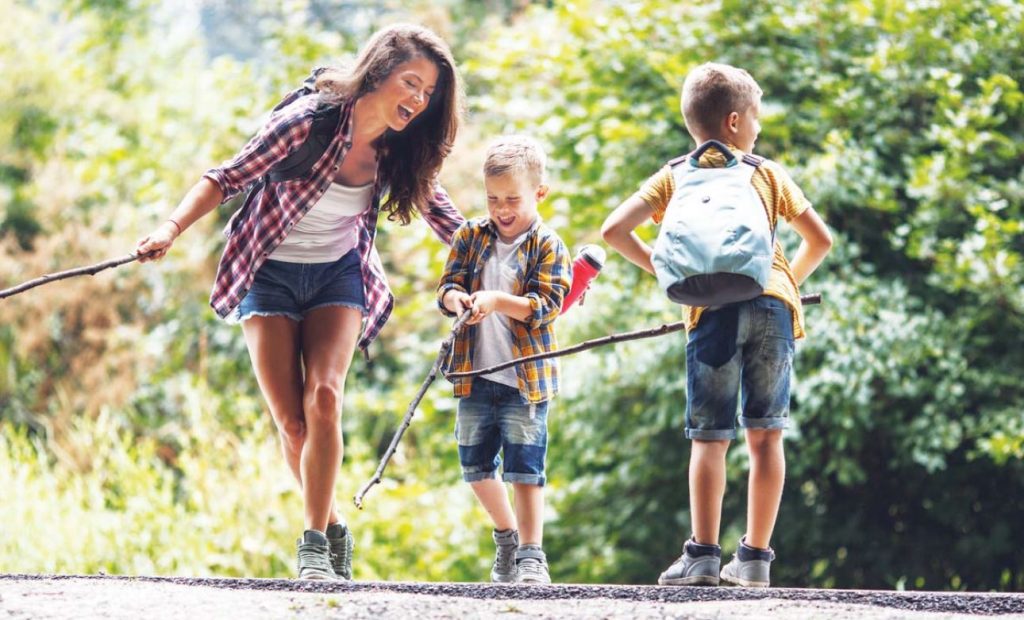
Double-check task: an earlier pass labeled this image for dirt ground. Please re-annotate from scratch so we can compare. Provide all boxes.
[2,575,1023,619]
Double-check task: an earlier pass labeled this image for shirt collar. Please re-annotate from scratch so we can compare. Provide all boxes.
[696,142,744,168]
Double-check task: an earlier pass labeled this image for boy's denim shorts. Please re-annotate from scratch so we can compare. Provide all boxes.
[685,295,795,441]
[235,249,366,322]
[455,377,549,486]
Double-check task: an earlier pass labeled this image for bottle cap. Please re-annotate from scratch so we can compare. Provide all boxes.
[577,244,606,270]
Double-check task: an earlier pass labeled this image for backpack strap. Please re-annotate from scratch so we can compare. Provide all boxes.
[666,153,690,168]
[742,153,765,168]
[267,102,342,183]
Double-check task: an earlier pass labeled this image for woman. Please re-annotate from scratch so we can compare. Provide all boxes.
[136,24,465,580]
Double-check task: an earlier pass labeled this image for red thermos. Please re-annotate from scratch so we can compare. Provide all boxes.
[561,245,606,314]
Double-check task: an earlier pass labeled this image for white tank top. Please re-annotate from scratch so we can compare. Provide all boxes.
[269,181,373,263]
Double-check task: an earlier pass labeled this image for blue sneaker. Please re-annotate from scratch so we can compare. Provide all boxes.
[515,545,551,584]
[491,529,519,583]
[658,537,721,586]
[326,522,354,581]
[296,530,336,580]
[720,537,775,588]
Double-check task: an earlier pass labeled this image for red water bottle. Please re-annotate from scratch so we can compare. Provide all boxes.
[561,244,605,314]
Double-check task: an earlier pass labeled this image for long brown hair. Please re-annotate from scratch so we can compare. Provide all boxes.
[314,24,462,224]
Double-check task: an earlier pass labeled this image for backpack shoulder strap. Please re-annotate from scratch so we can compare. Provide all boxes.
[267,102,342,183]
[742,153,765,168]
[270,66,329,113]
[666,153,691,169]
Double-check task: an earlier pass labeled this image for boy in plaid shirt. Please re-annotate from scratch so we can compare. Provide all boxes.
[438,135,571,584]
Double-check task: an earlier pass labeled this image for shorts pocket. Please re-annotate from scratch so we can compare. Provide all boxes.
[689,305,739,368]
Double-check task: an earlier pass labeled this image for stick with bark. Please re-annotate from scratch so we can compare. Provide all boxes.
[353,309,472,509]
[0,251,156,300]
[446,293,821,381]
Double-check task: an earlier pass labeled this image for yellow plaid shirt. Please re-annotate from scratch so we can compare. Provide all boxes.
[635,144,812,339]
[438,217,572,403]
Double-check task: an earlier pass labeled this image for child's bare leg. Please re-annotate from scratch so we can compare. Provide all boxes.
[689,439,730,545]
[745,428,785,549]
[470,479,517,531]
[511,483,544,546]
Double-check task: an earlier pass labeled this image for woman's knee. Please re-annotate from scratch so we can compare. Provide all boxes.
[305,381,344,426]
[277,417,307,448]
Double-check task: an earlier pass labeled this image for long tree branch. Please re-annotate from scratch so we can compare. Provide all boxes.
[446,293,821,380]
[354,309,472,509]
[0,251,155,300]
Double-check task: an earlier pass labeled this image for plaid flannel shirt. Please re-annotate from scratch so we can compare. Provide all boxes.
[205,93,464,351]
[437,217,572,403]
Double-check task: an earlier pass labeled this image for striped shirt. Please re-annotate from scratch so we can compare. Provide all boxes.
[438,217,572,403]
[635,144,811,338]
[204,92,464,351]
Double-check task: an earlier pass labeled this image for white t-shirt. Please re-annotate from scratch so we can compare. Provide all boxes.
[269,181,372,263]
[474,229,531,388]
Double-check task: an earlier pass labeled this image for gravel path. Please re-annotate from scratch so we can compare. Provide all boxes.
[2,575,1023,619]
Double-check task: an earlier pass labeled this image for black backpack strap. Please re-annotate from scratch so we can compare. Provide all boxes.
[666,153,690,168]
[267,103,342,183]
[742,153,765,168]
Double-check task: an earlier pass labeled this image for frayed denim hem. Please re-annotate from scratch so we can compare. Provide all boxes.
[236,309,303,323]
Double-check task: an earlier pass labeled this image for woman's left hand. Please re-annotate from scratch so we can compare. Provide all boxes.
[136,221,180,263]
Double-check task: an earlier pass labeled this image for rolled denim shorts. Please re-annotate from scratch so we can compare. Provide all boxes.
[455,377,549,486]
[685,295,795,441]
[235,248,366,322]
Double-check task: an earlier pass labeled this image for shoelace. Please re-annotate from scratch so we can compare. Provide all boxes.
[494,544,517,575]
[329,534,353,579]
[297,543,333,574]
[517,556,548,581]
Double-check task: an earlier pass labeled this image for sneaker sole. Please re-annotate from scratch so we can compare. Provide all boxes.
[658,575,720,586]
[719,573,768,588]
[299,570,336,581]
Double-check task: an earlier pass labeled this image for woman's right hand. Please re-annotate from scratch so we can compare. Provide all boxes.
[136,220,181,263]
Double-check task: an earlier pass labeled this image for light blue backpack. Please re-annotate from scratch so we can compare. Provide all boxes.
[651,140,774,306]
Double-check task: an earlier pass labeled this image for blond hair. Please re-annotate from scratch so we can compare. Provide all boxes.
[483,135,547,186]
[681,62,762,137]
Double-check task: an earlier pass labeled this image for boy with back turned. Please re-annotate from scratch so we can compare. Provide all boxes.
[602,62,833,587]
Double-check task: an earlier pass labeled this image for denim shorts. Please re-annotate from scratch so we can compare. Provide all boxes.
[685,295,795,441]
[455,378,549,486]
[235,249,366,322]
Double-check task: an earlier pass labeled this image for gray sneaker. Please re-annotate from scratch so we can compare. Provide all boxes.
[515,545,551,584]
[658,538,721,586]
[719,537,775,588]
[326,522,354,580]
[491,529,519,583]
[296,530,337,580]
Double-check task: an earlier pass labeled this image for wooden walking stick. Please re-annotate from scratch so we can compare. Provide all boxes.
[447,293,822,380]
[0,251,157,300]
[353,309,473,509]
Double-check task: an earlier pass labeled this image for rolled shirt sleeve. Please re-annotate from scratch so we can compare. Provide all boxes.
[521,233,571,330]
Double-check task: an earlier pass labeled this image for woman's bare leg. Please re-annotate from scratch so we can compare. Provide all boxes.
[299,306,362,532]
